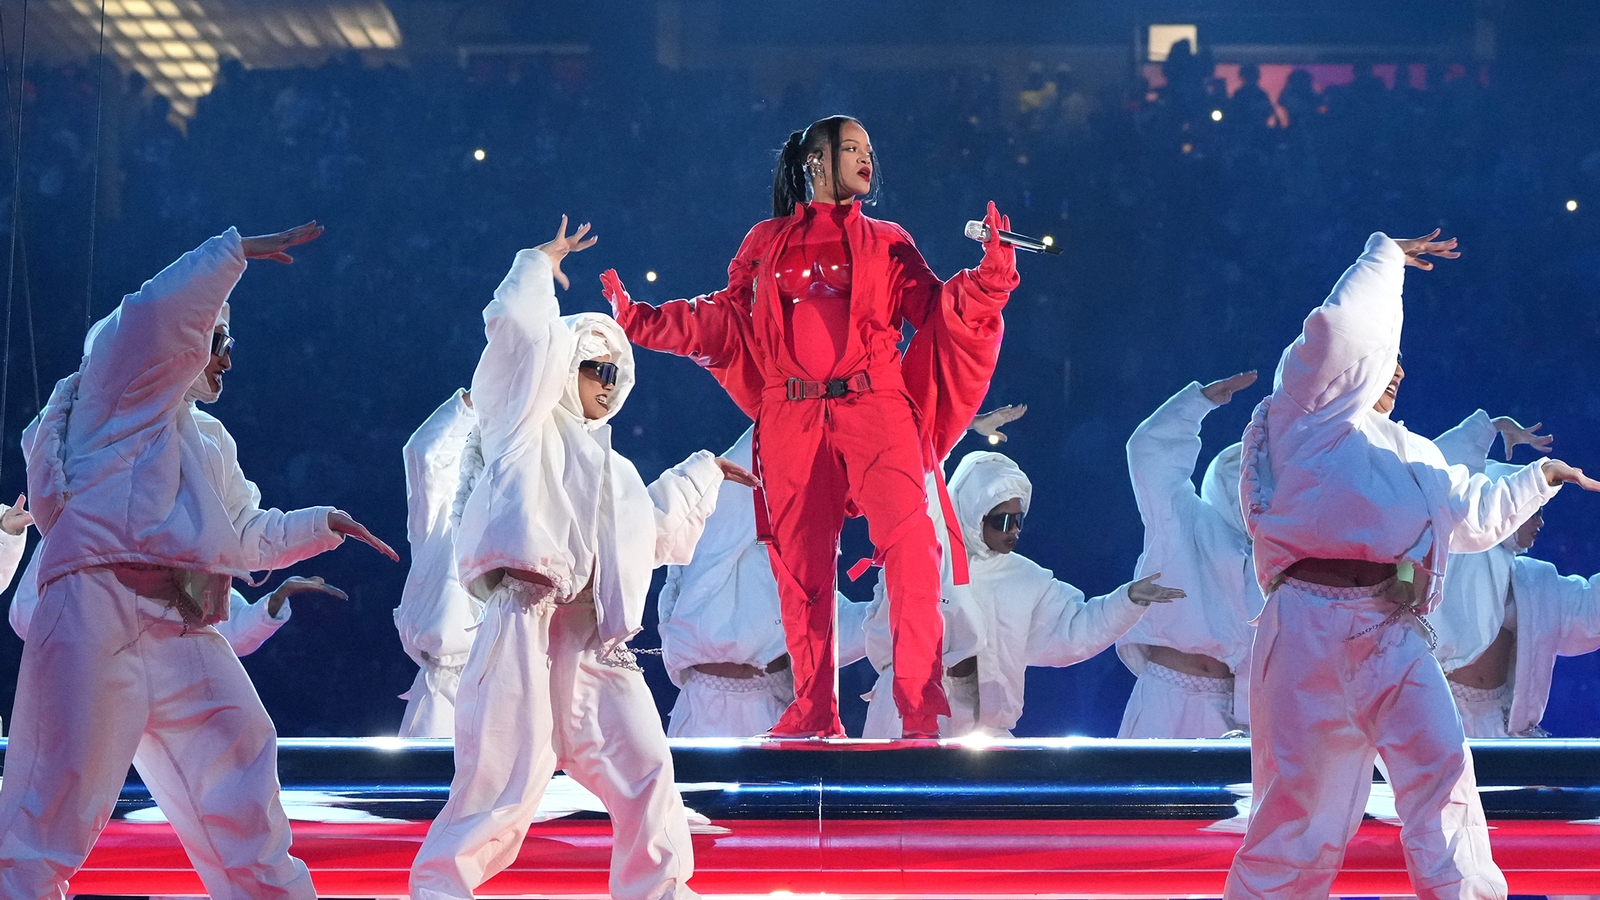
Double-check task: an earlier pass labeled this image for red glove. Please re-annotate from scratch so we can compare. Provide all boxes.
[975,200,1019,291]
[600,268,632,318]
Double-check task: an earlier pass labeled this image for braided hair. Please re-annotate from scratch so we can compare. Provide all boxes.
[771,115,880,217]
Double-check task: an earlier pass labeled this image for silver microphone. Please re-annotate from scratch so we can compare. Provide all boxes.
[964,220,1063,254]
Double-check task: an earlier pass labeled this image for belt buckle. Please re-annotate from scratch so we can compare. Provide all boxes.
[824,378,849,399]
[786,377,804,401]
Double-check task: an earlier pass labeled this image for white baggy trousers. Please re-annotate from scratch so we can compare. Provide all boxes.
[398,661,465,739]
[1224,578,1506,900]
[1116,661,1239,739]
[0,566,312,900]
[409,584,696,900]
[666,669,793,738]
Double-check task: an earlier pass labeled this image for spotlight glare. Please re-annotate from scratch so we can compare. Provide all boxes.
[1567,199,1579,212]
[473,148,486,161]
[645,271,658,282]
[1210,109,1223,122]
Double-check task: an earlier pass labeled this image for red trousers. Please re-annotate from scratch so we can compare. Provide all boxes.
[758,386,950,737]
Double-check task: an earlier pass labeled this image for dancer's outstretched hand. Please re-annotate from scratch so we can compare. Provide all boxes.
[1543,460,1600,492]
[716,457,761,489]
[600,269,631,316]
[971,404,1027,442]
[1,493,30,536]
[1394,228,1459,270]
[535,215,597,290]
[241,221,323,263]
[1492,417,1553,460]
[328,510,400,561]
[1128,572,1187,606]
[976,201,1017,283]
[1201,370,1259,405]
[265,575,348,618]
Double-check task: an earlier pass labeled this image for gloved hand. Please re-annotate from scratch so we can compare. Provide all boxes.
[600,268,632,318]
[975,200,1019,291]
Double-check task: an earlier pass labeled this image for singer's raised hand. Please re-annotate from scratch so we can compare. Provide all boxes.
[976,200,1018,289]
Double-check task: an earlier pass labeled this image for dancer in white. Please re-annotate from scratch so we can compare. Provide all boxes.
[409,218,752,900]
[1225,229,1600,900]
[1118,372,1265,738]
[0,222,398,900]
[657,425,869,738]
[395,388,482,738]
[860,450,1184,739]
[10,554,345,900]
[0,495,29,592]
[1430,410,1600,739]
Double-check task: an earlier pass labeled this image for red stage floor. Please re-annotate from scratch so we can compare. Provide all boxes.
[69,817,1600,896]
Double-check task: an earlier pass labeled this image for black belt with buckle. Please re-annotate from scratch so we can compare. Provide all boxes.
[785,372,872,401]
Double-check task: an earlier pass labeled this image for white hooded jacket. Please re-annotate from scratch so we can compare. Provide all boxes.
[22,230,340,588]
[1241,233,1560,611]
[395,391,481,670]
[866,451,1146,735]
[656,426,866,687]
[1119,381,1264,720]
[1428,409,1600,736]
[453,249,724,655]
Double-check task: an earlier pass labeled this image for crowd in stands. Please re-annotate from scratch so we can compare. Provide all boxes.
[5,37,1600,737]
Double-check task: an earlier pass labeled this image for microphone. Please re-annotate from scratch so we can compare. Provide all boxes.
[964,220,1063,254]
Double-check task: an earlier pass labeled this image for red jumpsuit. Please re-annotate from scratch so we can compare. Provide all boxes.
[610,201,1017,736]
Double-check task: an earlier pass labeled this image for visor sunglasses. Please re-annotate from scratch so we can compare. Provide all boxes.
[579,359,619,387]
[983,511,1024,533]
[211,332,235,356]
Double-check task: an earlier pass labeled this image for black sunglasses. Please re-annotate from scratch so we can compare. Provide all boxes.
[211,332,235,356]
[579,359,619,387]
[983,511,1024,533]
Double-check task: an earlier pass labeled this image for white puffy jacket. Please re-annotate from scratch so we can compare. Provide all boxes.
[1241,233,1558,610]
[453,249,724,655]
[866,451,1146,735]
[395,391,481,670]
[1119,381,1264,722]
[23,229,340,587]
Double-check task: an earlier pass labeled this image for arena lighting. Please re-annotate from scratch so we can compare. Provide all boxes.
[646,271,659,282]
[1147,23,1198,62]
[55,0,401,119]
[1568,199,1579,212]
[473,148,487,161]
[1210,108,1224,122]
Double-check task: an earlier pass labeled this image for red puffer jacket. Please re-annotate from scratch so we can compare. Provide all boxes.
[611,200,1017,470]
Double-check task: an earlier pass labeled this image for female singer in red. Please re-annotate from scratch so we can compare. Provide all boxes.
[602,115,1018,738]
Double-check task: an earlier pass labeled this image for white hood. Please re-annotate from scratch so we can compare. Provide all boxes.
[558,312,635,430]
[1201,442,1247,538]
[948,451,1032,562]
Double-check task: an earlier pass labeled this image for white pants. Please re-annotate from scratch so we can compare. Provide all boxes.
[409,587,696,900]
[1448,681,1512,740]
[1117,660,1239,738]
[667,668,793,738]
[398,660,465,739]
[0,566,312,900]
[1225,578,1506,900]
[860,669,980,738]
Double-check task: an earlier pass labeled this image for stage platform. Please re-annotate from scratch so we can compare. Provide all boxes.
[10,736,1600,896]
